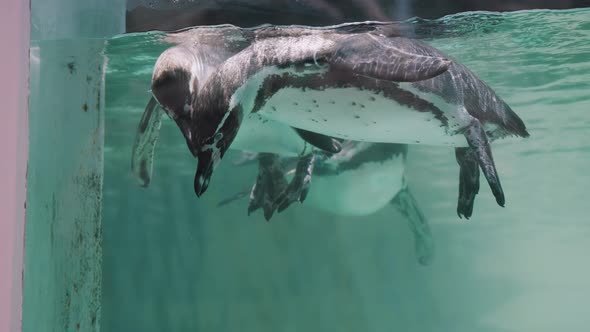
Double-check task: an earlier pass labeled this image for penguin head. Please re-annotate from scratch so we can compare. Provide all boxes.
[151,46,203,164]
[151,45,243,197]
[151,46,199,124]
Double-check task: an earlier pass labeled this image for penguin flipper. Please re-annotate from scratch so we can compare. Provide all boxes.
[329,34,451,82]
[391,186,434,266]
[463,119,505,209]
[292,128,342,153]
[249,34,450,83]
[248,153,288,221]
[131,96,163,187]
[455,147,480,219]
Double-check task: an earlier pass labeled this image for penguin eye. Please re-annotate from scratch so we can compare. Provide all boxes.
[214,132,223,142]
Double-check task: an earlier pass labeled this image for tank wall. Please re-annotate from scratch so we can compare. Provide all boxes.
[23,0,124,331]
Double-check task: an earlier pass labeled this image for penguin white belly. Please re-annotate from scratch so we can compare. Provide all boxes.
[230,113,305,156]
[258,86,469,147]
[304,155,405,216]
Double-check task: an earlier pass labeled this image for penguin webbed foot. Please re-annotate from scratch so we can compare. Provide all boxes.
[392,186,435,266]
[456,118,505,218]
[248,153,288,221]
[272,153,316,215]
[455,147,480,219]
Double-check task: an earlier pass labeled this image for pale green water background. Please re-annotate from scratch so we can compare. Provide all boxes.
[102,9,590,331]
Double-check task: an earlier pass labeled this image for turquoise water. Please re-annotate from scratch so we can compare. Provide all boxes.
[103,9,590,331]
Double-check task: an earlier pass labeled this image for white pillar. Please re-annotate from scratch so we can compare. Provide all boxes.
[0,0,30,331]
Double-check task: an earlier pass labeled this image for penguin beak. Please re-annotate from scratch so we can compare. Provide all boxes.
[194,150,214,197]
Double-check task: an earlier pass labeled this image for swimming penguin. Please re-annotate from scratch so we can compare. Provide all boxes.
[133,23,529,219]
[219,141,435,265]
[132,25,342,187]
[132,44,341,186]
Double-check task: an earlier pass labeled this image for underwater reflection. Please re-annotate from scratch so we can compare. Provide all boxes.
[220,143,435,265]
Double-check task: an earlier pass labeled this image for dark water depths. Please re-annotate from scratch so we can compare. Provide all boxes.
[102,9,590,331]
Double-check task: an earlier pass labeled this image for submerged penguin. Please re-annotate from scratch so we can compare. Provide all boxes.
[219,141,435,265]
[133,23,529,218]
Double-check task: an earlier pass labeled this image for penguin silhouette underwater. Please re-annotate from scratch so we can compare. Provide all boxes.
[217,141,435,265]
